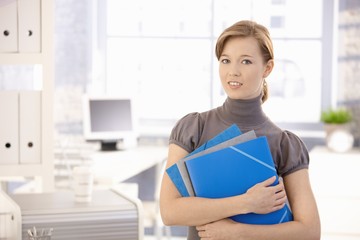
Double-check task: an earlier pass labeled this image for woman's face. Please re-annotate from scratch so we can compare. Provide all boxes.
[219,37,273,100]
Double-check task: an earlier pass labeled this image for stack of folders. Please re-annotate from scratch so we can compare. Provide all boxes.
[166,124,293,225]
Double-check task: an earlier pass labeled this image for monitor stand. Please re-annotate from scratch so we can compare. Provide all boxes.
[100,141,118,151]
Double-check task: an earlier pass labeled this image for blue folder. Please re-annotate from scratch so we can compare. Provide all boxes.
[188,124,243,157]
[166,124,242,197]
[185,136,293,224]
[174,130,257,197]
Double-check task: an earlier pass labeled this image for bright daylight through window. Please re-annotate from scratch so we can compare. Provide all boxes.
[95,0,332,134]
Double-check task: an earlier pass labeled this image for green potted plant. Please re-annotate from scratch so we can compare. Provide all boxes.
[320,107,354,152]
[321,108,352,125]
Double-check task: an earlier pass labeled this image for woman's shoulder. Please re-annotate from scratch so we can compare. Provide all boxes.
[269,128,309,158]
[169,112,206,153]
[279,130,307,148]
[276,129,310,177]
[172,108,217,131]
[179,111,204,121]
[264,122,306,148]
[174,112,205,130]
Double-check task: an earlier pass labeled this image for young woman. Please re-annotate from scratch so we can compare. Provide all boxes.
[159,20,320,240]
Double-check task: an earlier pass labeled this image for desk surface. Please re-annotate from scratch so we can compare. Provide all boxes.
[90,145,168,184]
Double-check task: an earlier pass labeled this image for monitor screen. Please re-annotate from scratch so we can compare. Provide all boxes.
[83,95,138,150]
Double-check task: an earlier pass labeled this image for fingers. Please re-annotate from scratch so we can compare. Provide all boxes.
[275,191,287,206]
[196,225,205,231]
[258,176,277,187]
[246,175,288,214]
[275,186,286,200]
[196,225,209,239]
[272,179,285,193]
[198,230,208,239]
[272,181,287,210]
[273,180,287,202]
[263,176,285,194]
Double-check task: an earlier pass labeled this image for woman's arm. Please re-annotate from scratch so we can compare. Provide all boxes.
[159,144,287,226]
[196,169,321,240]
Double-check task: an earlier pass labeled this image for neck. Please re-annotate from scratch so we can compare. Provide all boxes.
[218,94,268,128]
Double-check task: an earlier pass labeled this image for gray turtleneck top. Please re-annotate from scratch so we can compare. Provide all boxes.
[168,94,309,240]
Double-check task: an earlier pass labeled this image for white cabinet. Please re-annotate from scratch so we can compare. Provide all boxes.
[309,146,360,238]
[0,0,54,192]
[0,0,41,53]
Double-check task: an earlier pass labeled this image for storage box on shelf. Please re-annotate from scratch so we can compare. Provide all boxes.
[0,0,54,192]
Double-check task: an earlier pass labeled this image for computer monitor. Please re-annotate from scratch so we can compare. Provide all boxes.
[82,95,138,151]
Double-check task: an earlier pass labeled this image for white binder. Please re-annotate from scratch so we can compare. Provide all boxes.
[19,91,41,164]
[0,0,18,52]
[0,91,19,165]
[18,0,41,52]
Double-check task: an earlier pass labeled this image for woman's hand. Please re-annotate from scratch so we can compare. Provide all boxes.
[245,176,287,214]
[196,218,239,240]
[195,170,320,240]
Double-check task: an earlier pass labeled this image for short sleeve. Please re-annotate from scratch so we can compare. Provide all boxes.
[169,112,204,153]
[277,130,310,177]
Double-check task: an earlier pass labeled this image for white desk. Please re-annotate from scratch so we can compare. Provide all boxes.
[309,146,360,239]
[90,145,168,186]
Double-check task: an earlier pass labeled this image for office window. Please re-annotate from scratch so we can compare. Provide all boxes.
[94,0,334,133]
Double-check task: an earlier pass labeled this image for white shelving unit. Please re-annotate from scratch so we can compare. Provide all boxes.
[0,0,54,192]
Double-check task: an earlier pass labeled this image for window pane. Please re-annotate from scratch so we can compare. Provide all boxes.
[213,0,253,37]
[106,38,212,120]
[213,0,322,38]
[264,40,322,122]
[107,0,212,37]
[251,0,322,38]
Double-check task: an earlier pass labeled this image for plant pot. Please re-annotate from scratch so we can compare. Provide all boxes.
[324,123,354,153]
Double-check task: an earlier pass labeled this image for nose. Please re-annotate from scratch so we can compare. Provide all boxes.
[228,64,240,77]
[229,72,240,77]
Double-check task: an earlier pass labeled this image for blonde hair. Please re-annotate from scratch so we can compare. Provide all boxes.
[215,20,274,103]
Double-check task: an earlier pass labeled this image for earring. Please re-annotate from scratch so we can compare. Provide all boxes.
[263,79,267,86]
